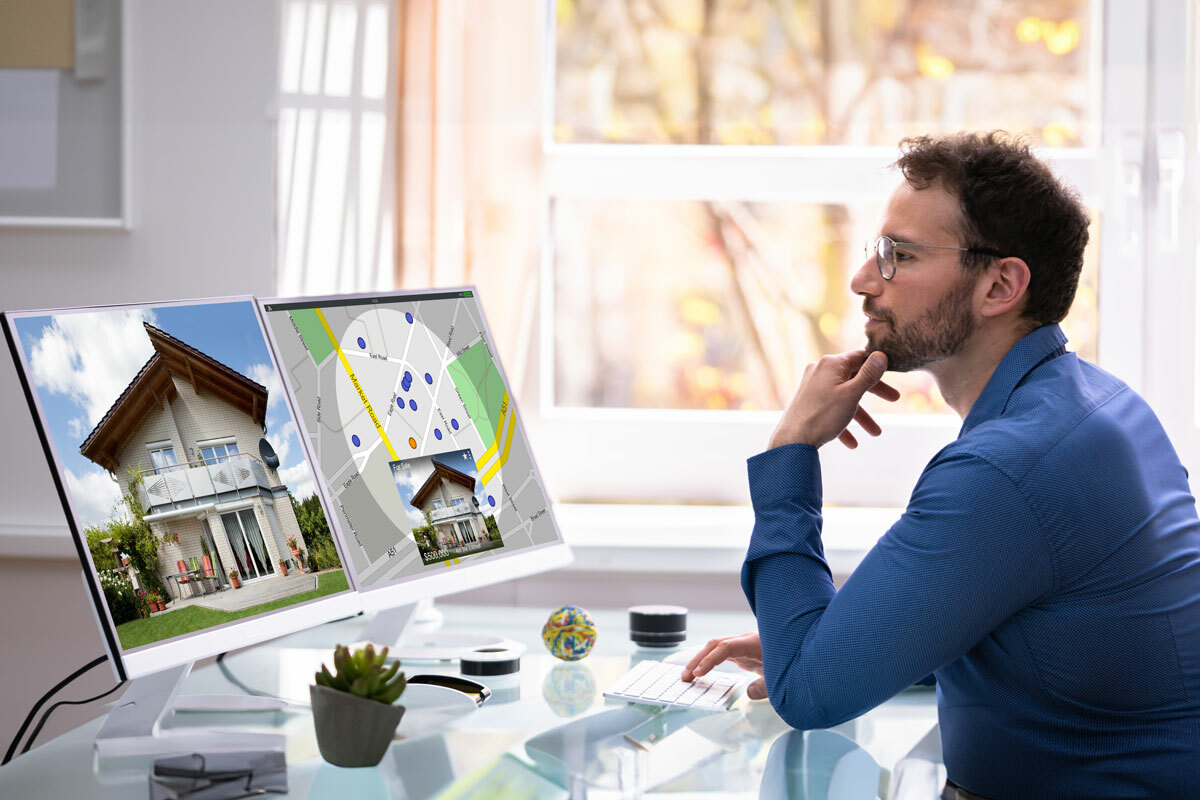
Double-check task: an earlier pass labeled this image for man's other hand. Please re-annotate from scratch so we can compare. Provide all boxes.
[769,349,900,450]
[681,632,767,700]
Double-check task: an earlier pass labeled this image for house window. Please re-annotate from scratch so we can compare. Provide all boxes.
[148,447,179,475]
[432,499,444,509]
[450,497,465,507]
[200,442,240,465]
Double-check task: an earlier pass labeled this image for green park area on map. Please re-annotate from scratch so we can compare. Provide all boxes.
[448,341,506,449]
[289,309,335,364]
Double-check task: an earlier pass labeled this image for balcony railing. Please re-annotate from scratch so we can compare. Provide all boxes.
[428,504,476,523]
[138,453,273,511]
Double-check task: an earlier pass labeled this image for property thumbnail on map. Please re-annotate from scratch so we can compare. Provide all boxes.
[390,449,504,566]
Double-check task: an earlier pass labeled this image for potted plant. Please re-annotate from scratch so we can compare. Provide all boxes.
[287,535,300,556]
[278,559,289,577]
[310,644,406,767]
[229,569,241,589]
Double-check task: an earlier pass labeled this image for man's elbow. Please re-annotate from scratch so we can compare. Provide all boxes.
[766,685,832,731]
[767,682,865,731]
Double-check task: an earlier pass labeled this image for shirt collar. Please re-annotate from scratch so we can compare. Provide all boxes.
[959,323,1069,437]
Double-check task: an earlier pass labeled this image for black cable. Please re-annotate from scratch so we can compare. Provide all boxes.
[2,654,108,766]
[215,651,280,699]
[20,679,126,756]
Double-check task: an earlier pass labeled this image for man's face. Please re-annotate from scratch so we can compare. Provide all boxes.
[850,181,980,372]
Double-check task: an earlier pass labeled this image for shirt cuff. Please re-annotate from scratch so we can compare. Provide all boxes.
[747,442,822,513]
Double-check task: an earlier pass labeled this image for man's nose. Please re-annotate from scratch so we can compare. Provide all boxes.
[850,251,883,298]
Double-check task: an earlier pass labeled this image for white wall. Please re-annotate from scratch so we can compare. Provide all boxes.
[0,0,279,554]
[0,0,279,758]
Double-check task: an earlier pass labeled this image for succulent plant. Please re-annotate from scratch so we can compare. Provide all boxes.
[315,644,406,705]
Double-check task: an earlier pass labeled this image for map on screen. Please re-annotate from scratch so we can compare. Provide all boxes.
[261,291,558,588]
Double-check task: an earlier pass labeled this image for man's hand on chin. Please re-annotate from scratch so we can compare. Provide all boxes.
[769,350,900,450]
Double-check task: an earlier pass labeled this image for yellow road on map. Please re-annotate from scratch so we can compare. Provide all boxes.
[314,309,399,461]
[480,412,517,487]
[474,393,508,471]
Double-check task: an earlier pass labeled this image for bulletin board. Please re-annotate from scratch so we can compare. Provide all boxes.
[0,0,129,227]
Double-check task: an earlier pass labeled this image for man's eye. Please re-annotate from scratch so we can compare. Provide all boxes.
[895,250,915,261]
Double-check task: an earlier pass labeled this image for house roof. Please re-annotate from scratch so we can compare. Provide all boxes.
[410,460,476,510]
[80,323,268,473]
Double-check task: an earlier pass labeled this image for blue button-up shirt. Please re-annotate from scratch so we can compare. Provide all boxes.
[743,324,1200,798]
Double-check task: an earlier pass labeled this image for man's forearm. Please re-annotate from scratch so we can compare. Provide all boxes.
[742,443,838,727]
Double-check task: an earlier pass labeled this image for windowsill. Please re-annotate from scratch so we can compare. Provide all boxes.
[555,503,897,577]
[0,504,902,576]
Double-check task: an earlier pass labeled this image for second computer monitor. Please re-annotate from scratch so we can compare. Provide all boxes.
[258,288,571,612]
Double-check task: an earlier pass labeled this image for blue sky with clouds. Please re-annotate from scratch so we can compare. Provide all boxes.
[12,299,318,529]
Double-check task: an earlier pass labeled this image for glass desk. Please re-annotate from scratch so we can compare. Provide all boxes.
[0,605,943,798]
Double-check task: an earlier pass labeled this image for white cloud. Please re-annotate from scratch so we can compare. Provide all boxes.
[246,363,285,410]
[277,461,315,503]
[27,309,157,428]
[268,419,298,466]
[391,462,432,526]
[65,467,124,529]
[67,417,86,439]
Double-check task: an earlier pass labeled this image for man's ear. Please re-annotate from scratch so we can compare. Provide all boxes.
[979,256,1031,318]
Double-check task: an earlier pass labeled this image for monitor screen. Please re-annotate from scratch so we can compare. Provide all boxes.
[258,288,570,609]
[2,298,361,679]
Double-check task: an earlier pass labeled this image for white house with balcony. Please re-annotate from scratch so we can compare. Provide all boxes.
[80,323,309,598]
[409,460,497,555]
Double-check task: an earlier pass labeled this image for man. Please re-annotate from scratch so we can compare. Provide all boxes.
[682,132,1200,798]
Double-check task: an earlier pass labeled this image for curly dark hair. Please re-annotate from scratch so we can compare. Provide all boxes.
[893,131,1090,327]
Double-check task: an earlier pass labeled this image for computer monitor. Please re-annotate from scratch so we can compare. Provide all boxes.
[4,288,572,753]
[2,297,361,754]
[257,287,572,643]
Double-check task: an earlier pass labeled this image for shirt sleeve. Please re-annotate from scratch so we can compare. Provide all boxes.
[742,443,1056,730]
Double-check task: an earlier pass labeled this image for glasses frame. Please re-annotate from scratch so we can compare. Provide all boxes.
[865,235,1005,280]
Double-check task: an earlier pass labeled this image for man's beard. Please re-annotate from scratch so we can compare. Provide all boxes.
[865,273,977,372]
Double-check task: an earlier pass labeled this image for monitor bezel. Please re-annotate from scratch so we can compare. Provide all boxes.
[2,297,363,680]
[255,285,573,611]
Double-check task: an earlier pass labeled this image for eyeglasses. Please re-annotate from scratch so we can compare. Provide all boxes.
[864,235,1004,280]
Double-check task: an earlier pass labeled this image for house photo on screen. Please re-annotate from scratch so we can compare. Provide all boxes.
[9,299,350,651]
[389,448,504,567]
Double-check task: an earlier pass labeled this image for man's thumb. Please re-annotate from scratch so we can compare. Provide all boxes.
[747,678,767,700]
[857,351,887,386]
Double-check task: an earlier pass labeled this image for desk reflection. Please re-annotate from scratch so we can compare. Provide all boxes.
[760,729,882,800]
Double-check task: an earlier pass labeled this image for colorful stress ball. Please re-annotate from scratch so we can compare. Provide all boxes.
[541,605,597,661]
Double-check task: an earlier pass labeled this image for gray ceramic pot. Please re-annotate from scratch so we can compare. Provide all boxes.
[310,684,405,767]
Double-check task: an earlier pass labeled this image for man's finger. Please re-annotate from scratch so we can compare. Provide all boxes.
[854,405,881,437]
[838,429,858,449]
[682,640,724,680]
[746,677,767,701]
[851,351,888,390]
[683,637,758,680]
[867,379,901,402]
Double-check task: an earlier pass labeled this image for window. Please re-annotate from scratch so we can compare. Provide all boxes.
[450,497,465,507]
[277,0,398,295]
[432,499,444,510]
[148,447,179,475]
[199,442,239,465]
[534,0,1161,507]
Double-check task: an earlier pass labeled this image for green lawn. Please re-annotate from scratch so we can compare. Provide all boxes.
[117,571,350,651]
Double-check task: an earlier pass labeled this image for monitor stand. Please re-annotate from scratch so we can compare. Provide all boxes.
[359,598,509,661]
[94,662,286,758]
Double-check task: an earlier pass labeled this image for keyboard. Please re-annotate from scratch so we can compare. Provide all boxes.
[603,658,749,711]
